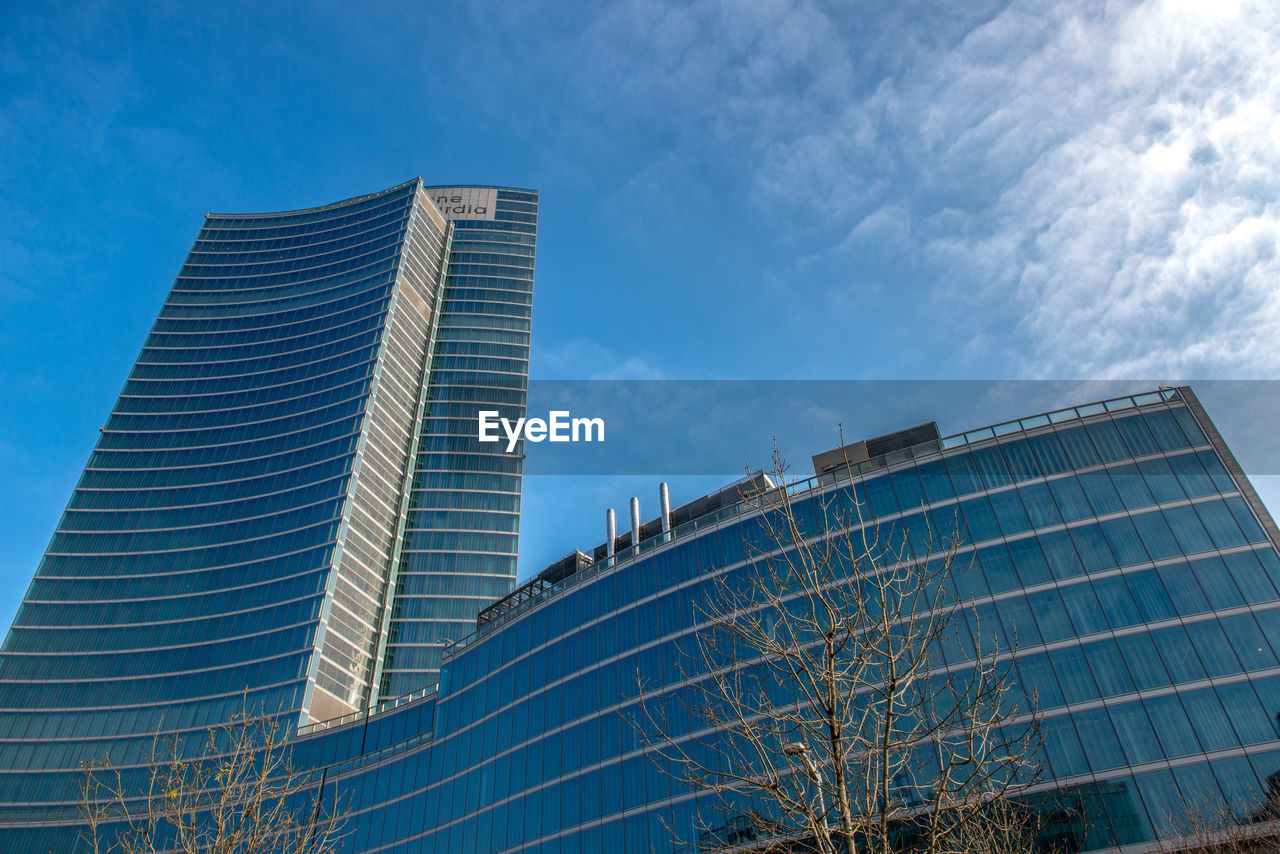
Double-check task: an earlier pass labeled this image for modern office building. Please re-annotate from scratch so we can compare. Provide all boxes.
[0,180,537,823]
[288,386,1280,854]
[1,189,1279,853]
[6,383,1280,852]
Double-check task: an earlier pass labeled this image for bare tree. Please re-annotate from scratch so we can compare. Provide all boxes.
[638,446,1046,854]
[77,707,345,854]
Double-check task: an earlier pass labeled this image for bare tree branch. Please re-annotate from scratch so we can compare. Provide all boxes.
[637,441,1046,854]
[77,702,346,854]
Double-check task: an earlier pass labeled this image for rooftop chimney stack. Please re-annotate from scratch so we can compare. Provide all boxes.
[630,497,641,547]
[659,482,671,535]
[606,508,616,558]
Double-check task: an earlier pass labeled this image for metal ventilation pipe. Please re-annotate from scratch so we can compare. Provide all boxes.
[630,496,641,546]
[606,508,616,558]
[659,482,671,534]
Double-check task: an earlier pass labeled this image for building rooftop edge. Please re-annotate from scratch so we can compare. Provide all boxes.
[205,177,422,219]
[203,181,539,220]
[465,384,1194,644]
[422,184,538,195]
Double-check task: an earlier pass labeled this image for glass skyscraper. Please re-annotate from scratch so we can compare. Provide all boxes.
[1,187,1279,853]
[0,180,536,824]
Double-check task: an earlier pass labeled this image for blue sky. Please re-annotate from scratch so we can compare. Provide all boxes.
[2,0,1278,628]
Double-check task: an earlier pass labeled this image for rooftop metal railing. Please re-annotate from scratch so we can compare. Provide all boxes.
[441,387,1184,658]
[296,684,436,737]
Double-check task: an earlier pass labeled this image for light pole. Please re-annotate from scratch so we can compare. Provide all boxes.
[784,741,831,852]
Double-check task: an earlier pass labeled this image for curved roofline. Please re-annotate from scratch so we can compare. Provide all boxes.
[204,180,538,220]
[422,184,538,195]
[205,178,422,219]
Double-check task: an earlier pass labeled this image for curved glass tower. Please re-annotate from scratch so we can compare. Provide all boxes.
[375,185,537,700]
[0,180,536,817]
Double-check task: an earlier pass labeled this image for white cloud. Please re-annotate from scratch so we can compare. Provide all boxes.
[582,0,1280,378]
[932,0,1280,378]
[478,0,1276,379]
[832,0,1280,378]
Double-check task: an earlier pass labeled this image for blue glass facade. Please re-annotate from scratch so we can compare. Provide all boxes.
[0,180,537,831]
[11,386,1273,852]
[268,388,1280,854]
[0,185,1275,853]
[344,389,1278,852]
